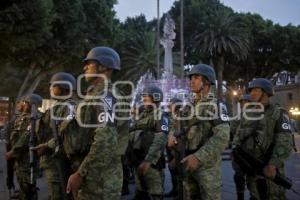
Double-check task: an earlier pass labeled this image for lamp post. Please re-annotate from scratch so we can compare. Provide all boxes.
[156,0,160,79]
[180,0,184,78]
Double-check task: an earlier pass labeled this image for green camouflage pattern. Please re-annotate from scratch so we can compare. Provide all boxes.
[235,103,293,199]
[183,94,230,200]
[77,80,125,200]
[129,108,168,196]
[9,112,39,200]
[36,99,75,200]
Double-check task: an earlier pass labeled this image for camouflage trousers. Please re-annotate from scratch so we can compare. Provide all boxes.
[184,165,221,200]
[44,165,66,200]
[78,161,123,200]
[15,166,37,200]
[246,174,286,200]
[134,166,164,196]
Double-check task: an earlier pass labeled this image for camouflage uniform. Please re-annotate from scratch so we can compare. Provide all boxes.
[235,103,293,200]
[129,107,169,199]
[9,111,39,200]
[182,95,230,200]
[3,115,19,194]
[37,99,76,200]
[76,80,126,200]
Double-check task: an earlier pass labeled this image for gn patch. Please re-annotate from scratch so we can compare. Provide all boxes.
[276,110,292,133]
[157,112,170,133]
[213,101,229,126]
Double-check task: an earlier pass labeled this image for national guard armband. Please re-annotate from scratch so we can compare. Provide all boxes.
[275,110,292,133]
[213,101,229,126]
[156,112,170,134]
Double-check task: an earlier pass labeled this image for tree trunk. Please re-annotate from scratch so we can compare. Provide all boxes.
[16,62,36,100]
[217,56,224,99]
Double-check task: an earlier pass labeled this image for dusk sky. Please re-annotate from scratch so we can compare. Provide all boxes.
[114,0,300,26]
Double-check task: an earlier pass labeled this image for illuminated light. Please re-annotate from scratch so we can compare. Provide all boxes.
[290,107,300,116]
[233,91,238,96]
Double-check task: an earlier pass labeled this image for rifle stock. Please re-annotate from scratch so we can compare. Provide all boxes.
[232,146,292,189]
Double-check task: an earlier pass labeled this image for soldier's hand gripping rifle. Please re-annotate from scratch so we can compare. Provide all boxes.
[232,146,292,189]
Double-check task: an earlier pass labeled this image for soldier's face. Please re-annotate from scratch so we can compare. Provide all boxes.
[50,85,62,97]
[190,75,204,93]
[16,101,23,112]
[83,60,99,82]
[250,88,264,102]
[22,102,30,113]
[142,95,153,105]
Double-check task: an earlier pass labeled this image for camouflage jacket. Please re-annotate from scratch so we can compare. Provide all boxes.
[235,103,292,168]
[129,108,169,165]
[37,98,77,167]
[78,80,129,177]
[182,94,230,168]
[10,111,42,167]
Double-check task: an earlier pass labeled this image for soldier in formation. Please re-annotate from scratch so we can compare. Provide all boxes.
[3,50,294,200]
[5,93,42,200]
[168,64,230,200]
[128,86,169,200]
[232,78,293,200]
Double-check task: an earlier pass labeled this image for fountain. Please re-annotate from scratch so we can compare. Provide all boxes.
[131,15,191,108]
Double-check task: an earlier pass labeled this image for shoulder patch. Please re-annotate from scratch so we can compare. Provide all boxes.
[156,112,170,133]
[211,101,229,126]
[275,109,292,133]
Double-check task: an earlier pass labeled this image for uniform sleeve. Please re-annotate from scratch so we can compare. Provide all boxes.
[11,132,30,158]
[231,120,241,145]
[194,123,230,164]
[194,101,230,165]
[78,126,118,177]
[144,113,169,164]
[268,110,293,167]
[3,122,12,146]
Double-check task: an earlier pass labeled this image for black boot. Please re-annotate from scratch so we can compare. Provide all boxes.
[133,190,150,200]
[150,194,163,200]
[234,174,245,200]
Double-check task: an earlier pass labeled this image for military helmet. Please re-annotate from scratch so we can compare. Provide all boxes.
[248,78,274,96]
[83,47,120,70]
[170,97,182,104]
[188,64,216,85]
[239,94,251,102]
[142,86,163,103]
[50,72,76,91]
[169,97,182,111]
[23,93,43,107]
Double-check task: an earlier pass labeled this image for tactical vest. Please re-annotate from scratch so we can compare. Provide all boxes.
[128,108,166,168]
[238,104,282,160]
[185,98,218,152]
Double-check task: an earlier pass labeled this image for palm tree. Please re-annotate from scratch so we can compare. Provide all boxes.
[192,9,250,98]
[118,31,181,84]
[120,31,158,83]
